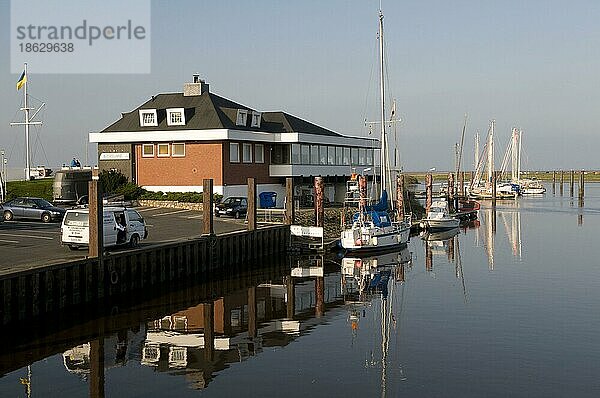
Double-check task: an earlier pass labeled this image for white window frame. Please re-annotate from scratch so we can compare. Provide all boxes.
[230,143,240,163]
[172,143,185,157]
[242,143,253,163]
[139,109,158,127]
[166,108,185,126]
[251,111,262,128]
[157,143,170,157]
[236,109,248,126]
[255,143,264,163]
[142,144,154,157]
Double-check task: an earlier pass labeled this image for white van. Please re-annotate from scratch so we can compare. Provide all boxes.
[61,206,148,250]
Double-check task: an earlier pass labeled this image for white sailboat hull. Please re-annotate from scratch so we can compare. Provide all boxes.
[341,222,410,252]
[421,217,460,231]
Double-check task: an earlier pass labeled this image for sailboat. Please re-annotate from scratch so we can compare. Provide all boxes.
[340,8,411,252]
[469,120,516,200]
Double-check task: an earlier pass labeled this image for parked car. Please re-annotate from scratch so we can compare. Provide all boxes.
[1,197,66,223]
[215,197,248,219]
[61,206,148,250]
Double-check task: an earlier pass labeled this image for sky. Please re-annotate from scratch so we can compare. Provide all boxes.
[1,0,599,176]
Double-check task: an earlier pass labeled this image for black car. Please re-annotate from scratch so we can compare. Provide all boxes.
[1,197,66,223]
[215,197,248,219]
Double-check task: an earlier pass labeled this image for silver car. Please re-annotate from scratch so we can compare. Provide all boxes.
[1,197,66,223]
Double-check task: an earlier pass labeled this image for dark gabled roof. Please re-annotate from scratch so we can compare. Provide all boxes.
[101,90,344,138]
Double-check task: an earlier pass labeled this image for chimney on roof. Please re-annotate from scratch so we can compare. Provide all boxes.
[184,74,209,96]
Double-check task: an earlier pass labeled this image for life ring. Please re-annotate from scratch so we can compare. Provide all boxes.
[110,270,119,284]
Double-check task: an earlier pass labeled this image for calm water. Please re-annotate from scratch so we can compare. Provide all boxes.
[2,183,600,397]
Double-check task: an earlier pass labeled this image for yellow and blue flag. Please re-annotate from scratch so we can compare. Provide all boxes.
[16,71,26,91]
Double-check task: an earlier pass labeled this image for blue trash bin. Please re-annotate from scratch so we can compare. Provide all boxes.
[259,191,277,208]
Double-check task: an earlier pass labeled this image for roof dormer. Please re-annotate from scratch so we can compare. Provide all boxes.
[251,111,261,128]
[167,108,185,126]
[236,109,248,126]
[139,109,158,127]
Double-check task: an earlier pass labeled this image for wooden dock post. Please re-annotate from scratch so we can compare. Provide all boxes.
[491,171,497,208]
[425,174,433,213]
[359,175,367,210]
[248,287,257,339]
[247,177,256,231]
[202,179,214,235]
[203,302,214,362]
[552,170,556,194]
[448,173,455,212]
[314,176,324,228]
[284,177,294,225]
[570,170,575,197]
[396,174,405,219]
[579,170,585,198]
[315,276,324,317]
[89,338,105,398]
[286,275,295,319]
[459,171,465,197]
[560,170,564,195]
[88,171,103,258]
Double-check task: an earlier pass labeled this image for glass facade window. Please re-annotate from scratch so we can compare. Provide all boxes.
[351,148,359,165]
[367,149,374,165]
[243,143,252,163]
[311,145,319,165]
[327,146,335,165]
[336,147,343,165]
[343,147,350,165]
[271,144,290,164]
[291,144,301,164]
[319,145,328,165]
[359,148,366,165]
[301,145,310,164]
[255,144,264,163]
[230,143,240,163]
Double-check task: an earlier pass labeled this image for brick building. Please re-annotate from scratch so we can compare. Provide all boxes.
[90,76,377,202]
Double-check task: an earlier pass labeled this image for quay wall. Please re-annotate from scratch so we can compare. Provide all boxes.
[0,225,289,326]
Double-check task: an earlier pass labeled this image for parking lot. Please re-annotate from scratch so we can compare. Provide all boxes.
[0,207,248,274]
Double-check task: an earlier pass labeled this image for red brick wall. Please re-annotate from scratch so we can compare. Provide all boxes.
[223,142,279,185]
[136,141,280,187]
[136,142,223,186]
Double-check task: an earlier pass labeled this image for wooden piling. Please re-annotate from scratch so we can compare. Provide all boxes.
[448,173,455,212]
[459,171,465,197]
[425,173,433,212]
[560,170,564,195]
[358,175,367,210]
[247,287,257,338]
[89,338,105,398]
[314,176,324,228]
[88,177,103,258]
[202,179,214,235]
[552,170,556,193]
[570,170,575,197]
[247,177,256,231]
[579,170,585,198]
[203,302,214,361]
[284,177,294,225]
[396,174,405,219]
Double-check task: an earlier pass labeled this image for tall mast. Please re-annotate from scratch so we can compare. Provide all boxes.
[24,62,30,180]
[487,120,495,184]
[378,8,388,201]
[474,130,480,172]
[517,129,522,180]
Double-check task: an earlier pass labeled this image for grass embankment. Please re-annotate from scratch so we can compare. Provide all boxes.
[5,179,53,201]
